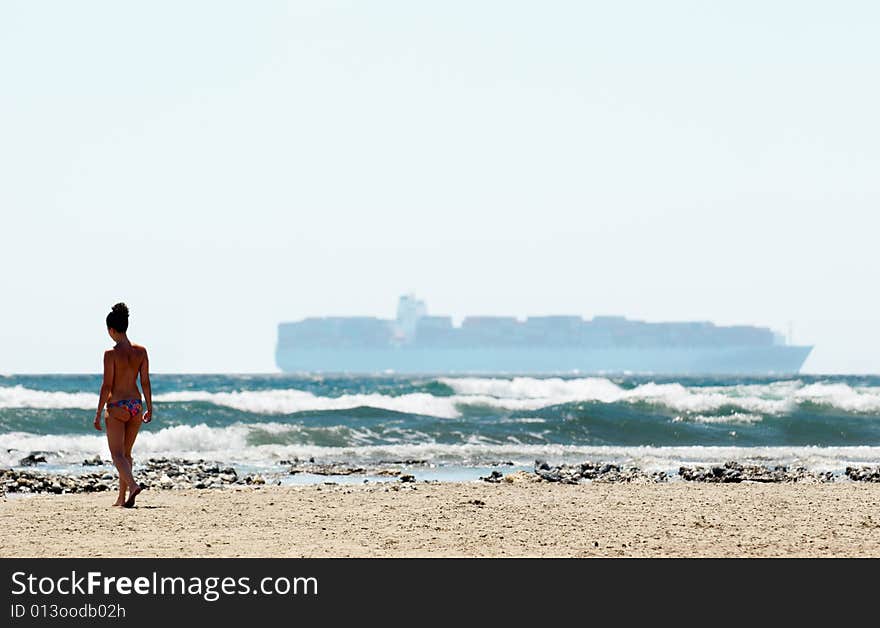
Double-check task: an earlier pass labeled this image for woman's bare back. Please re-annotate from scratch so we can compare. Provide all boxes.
[107,343,148,401]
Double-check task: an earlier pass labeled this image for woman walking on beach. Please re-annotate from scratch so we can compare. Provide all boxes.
[94,303,152,508]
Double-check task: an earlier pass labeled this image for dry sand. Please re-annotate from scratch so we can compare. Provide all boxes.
[2,479,880,557]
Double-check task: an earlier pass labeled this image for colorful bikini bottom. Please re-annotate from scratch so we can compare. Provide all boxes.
[107,398,143,418]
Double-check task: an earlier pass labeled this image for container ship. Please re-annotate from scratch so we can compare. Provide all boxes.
[276,295,812,375]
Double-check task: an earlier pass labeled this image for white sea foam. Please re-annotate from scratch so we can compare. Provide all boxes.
[4,378,880,418]
[673,413,763,425]
[442,376,623,400]
[443,377,880,415]
[156,389,463,418]
[794,383,880,413]
[441,377,790,414]
[156,389,619,417]
[0,424,250,467]
[0,385,463,418]
[0,385,97,409]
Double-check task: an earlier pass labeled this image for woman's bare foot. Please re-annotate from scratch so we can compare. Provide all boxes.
[112,500,125,507]
[123,484,143,508]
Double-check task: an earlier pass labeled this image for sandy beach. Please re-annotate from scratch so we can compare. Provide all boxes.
[3,479,880,557]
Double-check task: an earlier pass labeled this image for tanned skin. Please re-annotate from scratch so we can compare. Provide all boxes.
[94,328,152,507]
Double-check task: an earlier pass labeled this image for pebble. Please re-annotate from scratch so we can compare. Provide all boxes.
[490,460,840,484]
[845,466,880,482]
[479,470,504,483]
[532,460,667,484]
[1,457,269,495]
[283,459,421,478]
[2,468,110,494]
[679,461,834,483]
[288,462,366,476]
[18,453,47,467]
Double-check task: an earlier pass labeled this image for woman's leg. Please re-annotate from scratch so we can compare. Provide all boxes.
[116,476,127,506]
[121,409,144,507]
[115,470,127,506]
[107,411,128,506]
[124,412,142,486]
[105,414,138,504]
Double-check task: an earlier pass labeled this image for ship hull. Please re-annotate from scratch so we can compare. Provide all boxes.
[275,345,813,375]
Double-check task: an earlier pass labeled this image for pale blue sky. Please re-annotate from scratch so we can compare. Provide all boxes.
[1,1,878,373]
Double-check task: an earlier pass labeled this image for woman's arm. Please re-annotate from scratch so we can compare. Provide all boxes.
[94,351,114,431]
[140,349,153,423]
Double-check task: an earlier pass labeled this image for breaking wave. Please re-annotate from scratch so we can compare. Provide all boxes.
[4,378,880,417]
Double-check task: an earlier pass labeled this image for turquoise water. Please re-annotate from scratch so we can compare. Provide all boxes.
[2,373,880,476]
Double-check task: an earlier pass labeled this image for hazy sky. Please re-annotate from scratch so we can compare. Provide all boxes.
[1,1,878,373]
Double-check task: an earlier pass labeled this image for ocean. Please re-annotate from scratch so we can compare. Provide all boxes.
[2,373,880,481]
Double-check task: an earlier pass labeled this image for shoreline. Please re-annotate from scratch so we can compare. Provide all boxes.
[3,457,880,498]
[3,481,880,557]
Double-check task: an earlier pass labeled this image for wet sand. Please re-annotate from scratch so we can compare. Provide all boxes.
[2,480,880,557]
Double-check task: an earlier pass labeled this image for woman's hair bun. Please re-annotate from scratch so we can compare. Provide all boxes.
[106,302,130,332]
[112,303,129,317]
